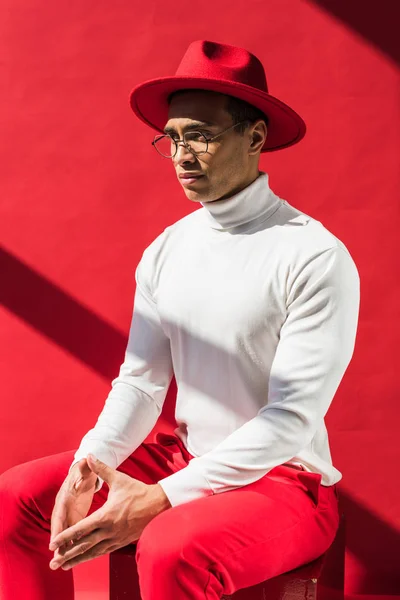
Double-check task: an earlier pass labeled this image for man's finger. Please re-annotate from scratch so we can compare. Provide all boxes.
[50,530,107,569]
[61,538,113,570]
[50,514,65,541]
[50,500,67,542]
[49,508,105,551]
[86,454,115,485]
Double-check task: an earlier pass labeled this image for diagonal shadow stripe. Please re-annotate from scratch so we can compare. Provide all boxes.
[0,246,127,380]
[338,489,400,593]
[309,0,399,65]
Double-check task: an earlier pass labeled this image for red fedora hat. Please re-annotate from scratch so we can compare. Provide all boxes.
[129,40,306,152]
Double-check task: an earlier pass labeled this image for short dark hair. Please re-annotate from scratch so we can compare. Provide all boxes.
[224,94,269,134]
[167,89,269,135]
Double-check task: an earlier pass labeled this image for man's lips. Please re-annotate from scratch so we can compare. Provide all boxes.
[178,173,204,179]
[179,174,204,186]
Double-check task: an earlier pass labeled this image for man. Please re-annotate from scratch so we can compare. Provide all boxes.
[0,40,360,600]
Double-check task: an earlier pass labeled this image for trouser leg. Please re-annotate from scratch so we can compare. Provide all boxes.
[0,450,77,600]
[135,464,340,600]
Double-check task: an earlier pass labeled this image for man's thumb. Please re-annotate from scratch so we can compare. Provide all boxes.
[86,454,114,483]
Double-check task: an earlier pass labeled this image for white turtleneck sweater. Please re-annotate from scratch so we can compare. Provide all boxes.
[70,171,360,507]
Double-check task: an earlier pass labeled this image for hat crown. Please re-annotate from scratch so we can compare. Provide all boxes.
[175,40,269,93]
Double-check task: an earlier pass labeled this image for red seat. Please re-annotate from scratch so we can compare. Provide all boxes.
[109,513,345,600]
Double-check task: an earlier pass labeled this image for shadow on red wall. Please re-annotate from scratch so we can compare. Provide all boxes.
[309,0,399,65]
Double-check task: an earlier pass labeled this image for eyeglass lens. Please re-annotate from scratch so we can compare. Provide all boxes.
[154,131,208,157]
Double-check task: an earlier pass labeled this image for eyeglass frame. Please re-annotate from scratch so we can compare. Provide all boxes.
[152,120,251,158]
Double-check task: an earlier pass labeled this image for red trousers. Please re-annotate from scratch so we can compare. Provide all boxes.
[0,431,340,600]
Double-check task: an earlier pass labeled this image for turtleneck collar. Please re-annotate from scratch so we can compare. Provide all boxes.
[199,171,281,231]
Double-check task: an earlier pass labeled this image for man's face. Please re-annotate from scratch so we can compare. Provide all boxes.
[164,90,256,203]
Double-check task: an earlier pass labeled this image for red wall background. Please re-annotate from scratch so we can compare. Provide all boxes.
[1,1,399,598]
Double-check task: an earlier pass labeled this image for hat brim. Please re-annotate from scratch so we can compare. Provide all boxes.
[129,76,306,152]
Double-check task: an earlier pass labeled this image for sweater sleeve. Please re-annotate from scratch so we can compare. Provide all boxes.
[68,245,174,492]
[157,245,360,506]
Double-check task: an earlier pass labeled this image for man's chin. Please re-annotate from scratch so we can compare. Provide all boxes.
[182,188,208,203]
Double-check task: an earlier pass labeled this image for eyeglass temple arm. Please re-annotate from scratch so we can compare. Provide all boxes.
[207,120,250,142]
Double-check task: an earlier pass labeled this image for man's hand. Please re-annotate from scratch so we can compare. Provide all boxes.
[48,454,172,571]
[50,458,98,568]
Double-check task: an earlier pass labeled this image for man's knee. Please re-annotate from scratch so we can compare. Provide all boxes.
[0,463,27,500]
[0,459,48,505]
[0,464,30,538]
[136,503,209,568]
[0,453,71,533]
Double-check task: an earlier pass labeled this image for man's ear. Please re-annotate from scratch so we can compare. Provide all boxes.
[249,121,267,154]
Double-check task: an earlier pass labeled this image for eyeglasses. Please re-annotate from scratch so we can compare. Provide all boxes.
[152,120,250,158]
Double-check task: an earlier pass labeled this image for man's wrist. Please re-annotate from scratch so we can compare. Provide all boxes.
[152,483,172,510]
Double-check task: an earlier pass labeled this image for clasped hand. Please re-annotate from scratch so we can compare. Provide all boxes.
[49,454,171,571]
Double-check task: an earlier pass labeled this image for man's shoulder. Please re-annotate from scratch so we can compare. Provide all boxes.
[277,200,352,258]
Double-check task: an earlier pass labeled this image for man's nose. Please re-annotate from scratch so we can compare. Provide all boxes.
[173,141,196,164]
